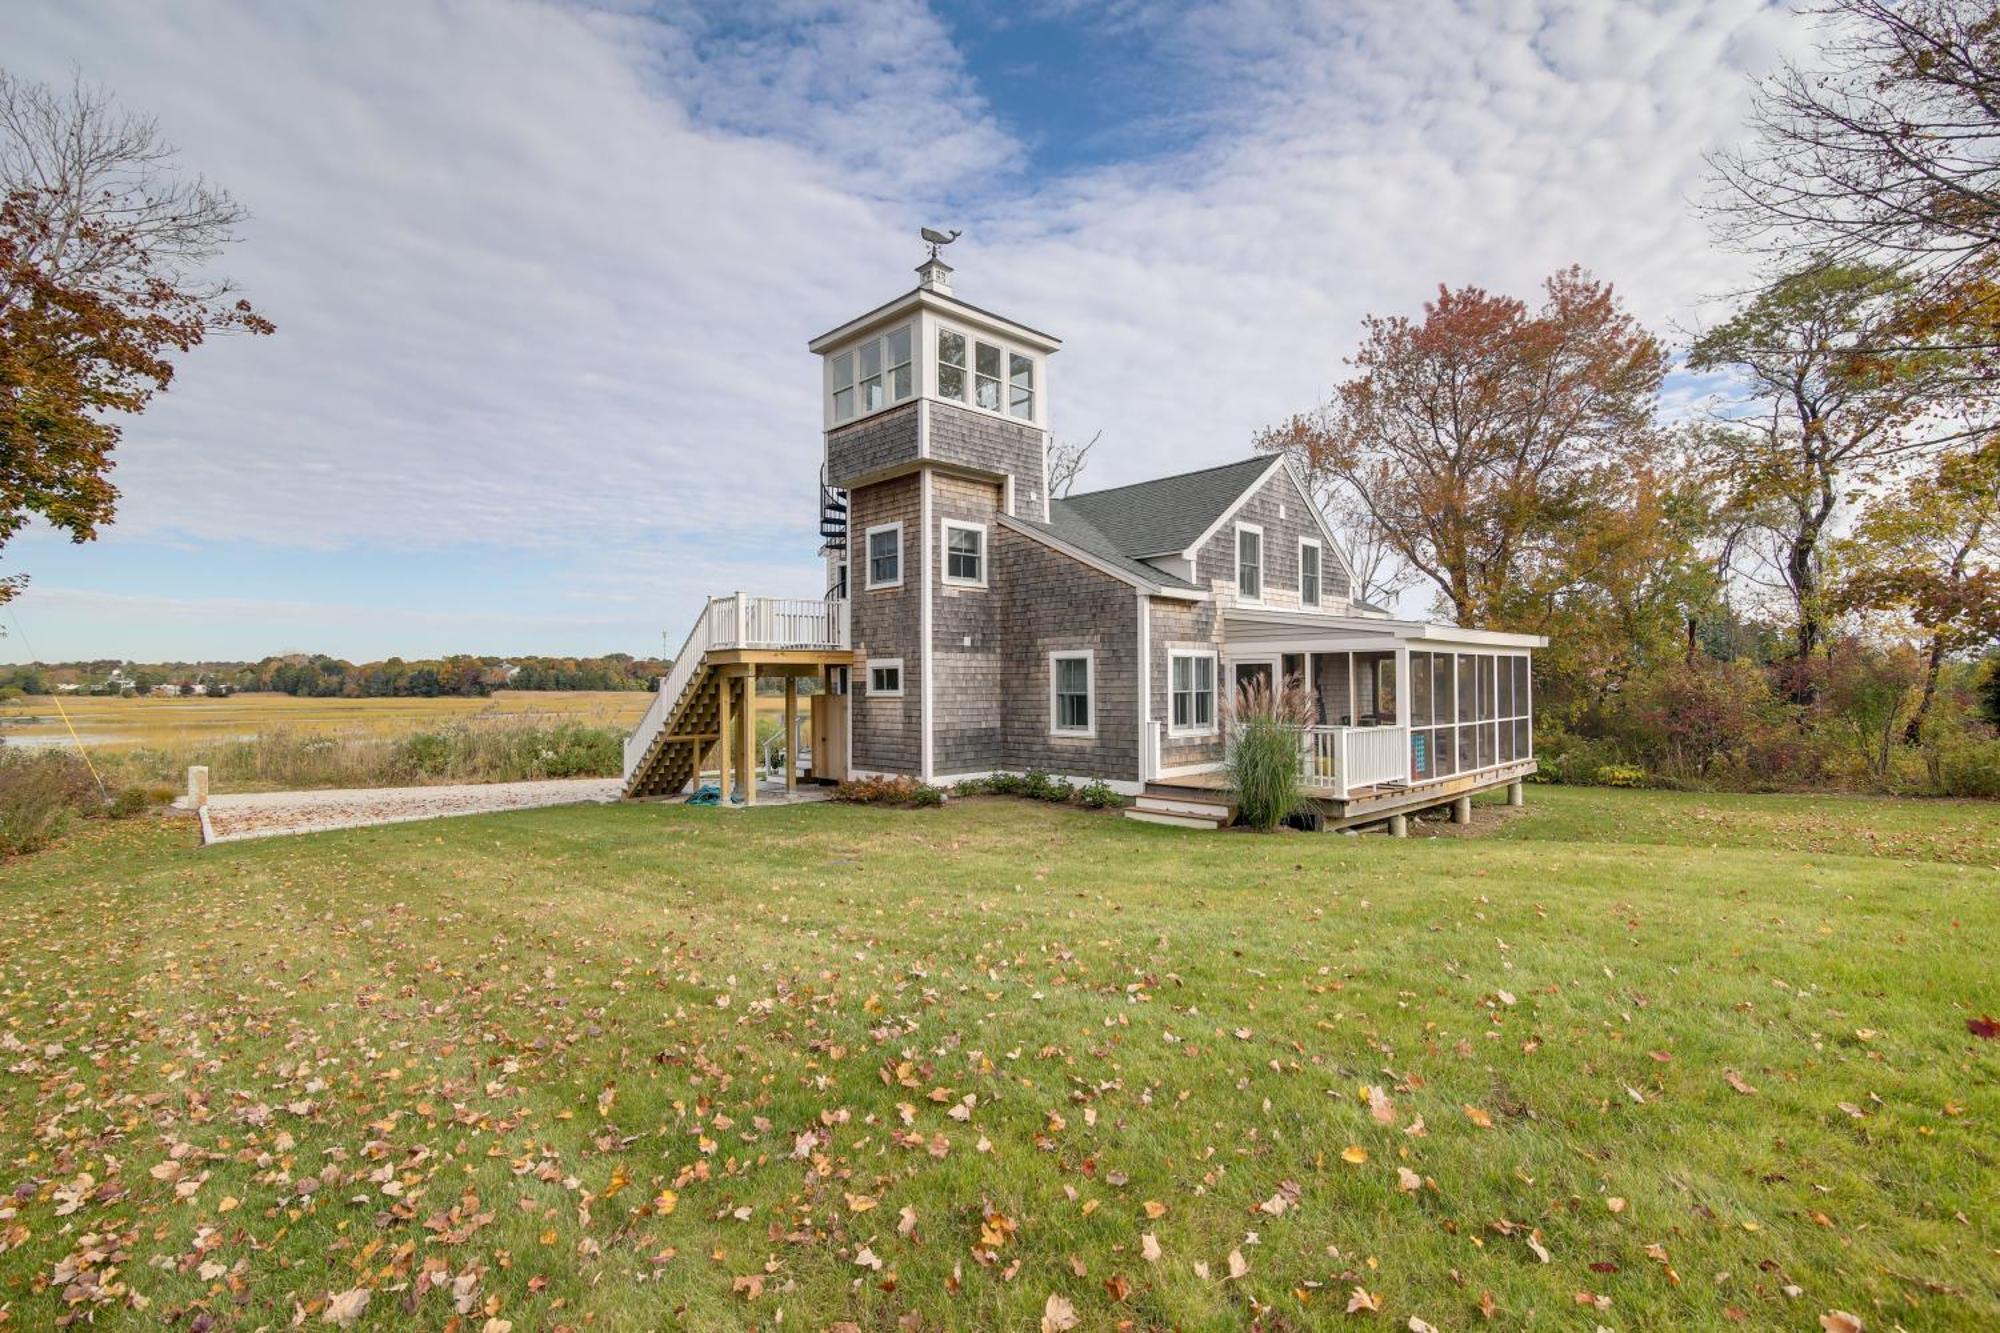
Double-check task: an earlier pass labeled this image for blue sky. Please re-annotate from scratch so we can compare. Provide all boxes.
[3,0,1805,663]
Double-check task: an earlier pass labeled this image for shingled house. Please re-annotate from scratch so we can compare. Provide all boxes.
[621,252,1544,830]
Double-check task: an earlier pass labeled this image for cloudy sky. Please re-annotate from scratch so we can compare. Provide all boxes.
[3,0,1808,664]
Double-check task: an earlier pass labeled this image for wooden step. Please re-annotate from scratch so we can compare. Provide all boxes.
[1134,793,1236,820]
[1124,808,1229,830]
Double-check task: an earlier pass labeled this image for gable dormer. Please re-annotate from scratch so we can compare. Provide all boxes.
[810,251,1060,520]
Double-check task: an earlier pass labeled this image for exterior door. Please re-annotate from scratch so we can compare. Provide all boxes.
[1230,656,1277,707]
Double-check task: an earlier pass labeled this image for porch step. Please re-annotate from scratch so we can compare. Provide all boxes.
[1124,791,1237,831]
[1124,808,1230,831]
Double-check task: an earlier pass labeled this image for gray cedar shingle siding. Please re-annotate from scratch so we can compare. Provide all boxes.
[999,526,1139,780]
[849,473,922,774]
[1194,466,1352,609]
[1148,597,1226,771]
[826,402,920,489]
[932,473,1005,774]
[927,402,1047,521]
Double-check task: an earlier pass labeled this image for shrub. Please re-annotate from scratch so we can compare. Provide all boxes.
[1075,779,1124,809]
[0,751,104,855]
[1021,769,1073,802]
[1934,738,2000,799]
[1225,676,1314,831]
[1593,764,1648,788]
[833,776,944,808]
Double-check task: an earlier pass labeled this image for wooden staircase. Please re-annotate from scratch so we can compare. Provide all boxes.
[621,594,852,801]
[1123,785,1238,831]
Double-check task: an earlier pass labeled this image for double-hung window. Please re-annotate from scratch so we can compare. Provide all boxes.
[974,341,1004,411]
[937,329,966,401]
[1050,651,1093,736]
[942,520,985,587]
[1299,539,1321,608]
[1236,524,1263,601]
[1169,651,1217,734]
[865,523,902,590]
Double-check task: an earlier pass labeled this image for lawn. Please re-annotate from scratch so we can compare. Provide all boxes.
[1,787,1994,1330]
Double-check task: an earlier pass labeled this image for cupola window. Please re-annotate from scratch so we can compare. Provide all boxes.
[831,323,915,423]
[974,341,1003,411]
[1009,353,1034,420]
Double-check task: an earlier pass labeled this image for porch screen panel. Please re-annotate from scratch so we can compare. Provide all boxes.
[1409,652,1434,779]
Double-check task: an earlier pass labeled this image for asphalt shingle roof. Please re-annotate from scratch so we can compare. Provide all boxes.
[1008,507,1202,591]
[1054,455,1277,560]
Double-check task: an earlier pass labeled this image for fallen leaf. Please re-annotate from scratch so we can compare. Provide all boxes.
[1346,1285,1383,1314]
[1342,1145,1369,1164]
[1409,1319,1438,1333]
[1396,1167,1423,1193]
[1526,1229,1551,1263]
[1105,1273,1131,1302]
[1143,1200,1168,1219]
[1227,1248,1249,1280]
[1365,1084,1396,1125]
[1820,1313,1864,1333]
[1606,1197,1627,1214]
[1967,1016,1999,1040]
[1141,1233,1162,1263]
[1042,1293,1079,1332]
[898,1205,919,1236]
[854,1246,883,1271]
[322,1288,370,1327]
[1462,1104,1494,1129]
[1724,1070,1758,1096]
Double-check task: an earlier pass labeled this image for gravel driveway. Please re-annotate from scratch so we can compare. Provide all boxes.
[194,777,622,843]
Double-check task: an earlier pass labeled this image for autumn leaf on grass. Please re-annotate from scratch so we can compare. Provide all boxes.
[323,1288,370,1327]
[1364,1084,1396,1125]
[1341,1145,1369,1164]
[1142,1199,1168,1219]
[1526,1228,1551,1263]
[1820,1312,1864,1333]
[596,1084,616,1117]
[1346,1285,1383,1314]
[1408,1318,1439,1333]
[845,1191,877,1213]
[898,1205,919,1236]
[1141,1233,1162,1263]
[1042,1293,1079,1332]
[731,1274,764,1301]
[1965,1016,1998,1040]
[1462,1104,1494,1129]
[1105,1273,1131,1302]
[1227,1249,1249,1280]
[1724,1069,1758,1096]
[1396,1167,1423,1193]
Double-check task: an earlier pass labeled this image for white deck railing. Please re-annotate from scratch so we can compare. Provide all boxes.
[622,594,849,782]
[1300,724,1409,799]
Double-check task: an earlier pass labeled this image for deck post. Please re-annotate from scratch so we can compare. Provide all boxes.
[715,669,733,801]
[1507,780,1524,807]
[739,667,757,806]
[1388,813,1408,838]
[1451,795,1472,824]
[1393,646,1411,781]
[784,676,798,794]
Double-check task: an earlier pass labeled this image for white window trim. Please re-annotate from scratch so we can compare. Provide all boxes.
[1048,649,1095,738]
[1298,536,1322,608]
[1235,522,1264,604]
[940,518,988,589]
[865,657,905,699]
[864,521,903,591]
[1166,648,1219,738]
[829,321,916,428]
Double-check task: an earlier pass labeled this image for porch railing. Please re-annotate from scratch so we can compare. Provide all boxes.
[1299,724,1409,799]
[622,594,849,782]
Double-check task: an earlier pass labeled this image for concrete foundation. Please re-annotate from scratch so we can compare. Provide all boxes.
[1451,795,1472,824]
[1388,813,1408,838]
[1507,780,1524,807]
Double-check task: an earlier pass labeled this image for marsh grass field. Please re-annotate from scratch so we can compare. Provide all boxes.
[0,786,1994,1329]
[0,691,794,793]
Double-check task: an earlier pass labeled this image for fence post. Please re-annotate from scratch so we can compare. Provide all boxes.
[735,592,748,647]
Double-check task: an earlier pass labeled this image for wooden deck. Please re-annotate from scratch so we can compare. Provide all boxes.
[1138,758,1537,832]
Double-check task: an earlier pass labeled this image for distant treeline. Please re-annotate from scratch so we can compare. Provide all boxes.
[0,653,669,698]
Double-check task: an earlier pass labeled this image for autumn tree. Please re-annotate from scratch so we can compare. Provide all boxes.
[1255,267,1668,629]
[1835,445,2000,738]
[1688,262,1985,674]
[0,69,270,604]
[1706,0,2000,373]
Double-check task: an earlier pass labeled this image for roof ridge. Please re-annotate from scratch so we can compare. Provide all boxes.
[1062,454,1274,503]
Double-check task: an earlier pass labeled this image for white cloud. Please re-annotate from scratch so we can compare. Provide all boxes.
[3,0,1816,658]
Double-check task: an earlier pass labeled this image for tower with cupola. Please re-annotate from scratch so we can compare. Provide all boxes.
[808,239,1061,781]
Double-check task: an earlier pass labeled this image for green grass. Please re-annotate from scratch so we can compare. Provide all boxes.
[1,788,1995,1330]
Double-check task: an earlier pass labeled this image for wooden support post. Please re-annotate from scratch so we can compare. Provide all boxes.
[738,668,757,806]
[715,670,733,801]
[187,765,210,809]
[1388,813,1408,838]
[783,676,798,794]
[1507,780,1524,807]
[1452,795,1472,824]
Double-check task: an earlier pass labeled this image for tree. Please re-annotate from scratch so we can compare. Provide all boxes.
[1835,445,2000,738]
[1046,429,1099,499]
[1255,267,1667,628]
[1254,405,1415,608]
[1688,262,1982,674]
[1706,0,2000,369]
[0,70,270,604]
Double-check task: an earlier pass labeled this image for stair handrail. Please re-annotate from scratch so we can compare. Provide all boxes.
[623,597,724,778]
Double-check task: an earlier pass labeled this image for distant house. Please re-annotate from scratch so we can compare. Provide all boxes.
[622,249,1544,831]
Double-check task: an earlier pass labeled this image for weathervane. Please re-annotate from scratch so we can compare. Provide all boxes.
[920,226,961,261]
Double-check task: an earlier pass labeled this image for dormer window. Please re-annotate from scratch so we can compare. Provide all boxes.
[831,323,914,424]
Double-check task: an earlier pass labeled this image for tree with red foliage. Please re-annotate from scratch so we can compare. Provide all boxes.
[0,70,271,605]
